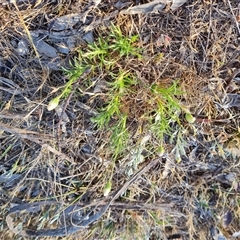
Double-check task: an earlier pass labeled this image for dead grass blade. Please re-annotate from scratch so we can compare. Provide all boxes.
[11,1,42,68]
[6,159,160,237]
[0,122,47,137]
[0,122,75,163]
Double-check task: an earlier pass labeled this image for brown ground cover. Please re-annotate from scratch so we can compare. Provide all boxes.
[1,0,240,239]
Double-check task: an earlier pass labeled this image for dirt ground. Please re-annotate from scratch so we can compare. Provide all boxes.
[1,0,240,239]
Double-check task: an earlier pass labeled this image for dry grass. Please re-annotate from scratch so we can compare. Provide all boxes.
[1,0,240,239]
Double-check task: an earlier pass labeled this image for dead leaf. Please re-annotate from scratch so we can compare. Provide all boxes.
[49,13,82,31]
[219,94,240,109]
[233,230,240,237]
[171,0,188,10]
[55,106,70,124]
[162,158,173,179]
[211,227,227,240]
[222,210,232,228]
[233,182,240,192]
[156,34,172,48]
[93,80,107,93]
[225,147,240,157]
[120,0,166,15]
[114,0,131,10]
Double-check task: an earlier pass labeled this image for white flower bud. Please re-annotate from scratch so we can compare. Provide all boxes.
[47,97,60,111]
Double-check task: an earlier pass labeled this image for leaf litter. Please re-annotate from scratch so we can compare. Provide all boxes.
[1,0,240,239]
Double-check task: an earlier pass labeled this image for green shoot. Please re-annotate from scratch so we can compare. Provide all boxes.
[110,114,129,159]
[47,64,89,111]
[92,95,122,128]
[109,70,137,95]
[83,37,109,63]
[109,24,142,58]
[149,81,182,144]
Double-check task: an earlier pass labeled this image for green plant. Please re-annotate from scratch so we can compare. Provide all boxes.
[149,81,182,144]
[81,37,112,69]
[48,24,193,178]
[109,114,129,159]
[108,24,142,58]
[47,63,88,111]
[170,128,188,162]
[47,24,141,112]
[92,70,137,129]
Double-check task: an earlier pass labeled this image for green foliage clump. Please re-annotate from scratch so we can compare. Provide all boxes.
[48,24,193,164]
